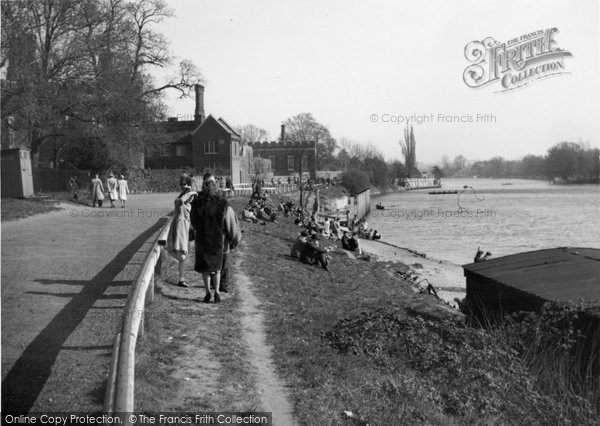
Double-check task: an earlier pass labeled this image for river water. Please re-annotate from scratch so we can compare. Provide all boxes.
[368,178,600,267]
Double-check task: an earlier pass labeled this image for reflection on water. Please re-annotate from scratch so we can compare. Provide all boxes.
[368,179,600,265]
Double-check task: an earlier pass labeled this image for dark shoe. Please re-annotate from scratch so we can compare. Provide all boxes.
[178,281,189,288]
[214,293,221,303]
[203,293,212,303]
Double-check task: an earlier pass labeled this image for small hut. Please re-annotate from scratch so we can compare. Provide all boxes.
[1,148,34,198]
[463,247,600,314]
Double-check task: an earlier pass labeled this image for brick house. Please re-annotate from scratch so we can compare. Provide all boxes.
[145,85,251,184]
[248,137,316,180]
[191,114,249,184]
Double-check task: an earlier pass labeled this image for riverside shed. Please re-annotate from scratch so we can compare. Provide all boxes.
[462,247,600,314]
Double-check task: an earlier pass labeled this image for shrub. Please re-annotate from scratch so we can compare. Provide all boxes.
[324,306,598,424]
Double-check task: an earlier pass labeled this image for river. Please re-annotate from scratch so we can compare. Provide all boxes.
[368,178,600,266]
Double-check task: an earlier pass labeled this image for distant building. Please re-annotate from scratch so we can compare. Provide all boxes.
[248,125,316,179]
[145,85,251,184]
[191,115,249,184]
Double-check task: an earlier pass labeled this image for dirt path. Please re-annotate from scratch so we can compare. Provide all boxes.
[234,253,298,426]
[134,242,297,422]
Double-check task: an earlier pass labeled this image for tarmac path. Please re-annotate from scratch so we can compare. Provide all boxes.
[1,194,175,414]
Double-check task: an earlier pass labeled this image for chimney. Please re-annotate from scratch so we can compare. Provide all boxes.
[280,124,285,142]
[194,84,205,123]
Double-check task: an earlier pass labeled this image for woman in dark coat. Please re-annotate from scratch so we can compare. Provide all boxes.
[191,173,241,303]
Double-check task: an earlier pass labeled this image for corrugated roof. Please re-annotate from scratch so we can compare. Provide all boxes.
[463,248,600,304]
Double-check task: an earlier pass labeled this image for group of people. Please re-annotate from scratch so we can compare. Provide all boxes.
[290,230,331,271]
[474,247,492,263]
[288,209,368,271]
[163,172,242,304]
[90,173,130,208]
[353,217,381,240]
[241,189,278,224]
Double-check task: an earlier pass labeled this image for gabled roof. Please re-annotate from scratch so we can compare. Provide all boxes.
[191,114,240,139]
[217,117,240,137]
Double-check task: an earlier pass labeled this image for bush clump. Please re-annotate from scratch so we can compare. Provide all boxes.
[324,306,598,425]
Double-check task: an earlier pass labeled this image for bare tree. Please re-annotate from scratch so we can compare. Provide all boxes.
[1,0,202,168]
[234,124,270,144]
[400,124,416,177]
[283,113,329,206]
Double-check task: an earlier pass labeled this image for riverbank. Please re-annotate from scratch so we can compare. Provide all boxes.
[359,238,466,306]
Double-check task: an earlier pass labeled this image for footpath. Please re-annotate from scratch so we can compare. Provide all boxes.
[1,194,175,413]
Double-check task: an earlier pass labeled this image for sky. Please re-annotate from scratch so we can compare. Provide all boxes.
[155,0,599,164]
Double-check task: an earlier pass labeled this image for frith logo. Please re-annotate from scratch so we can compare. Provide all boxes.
[463,28,572,92]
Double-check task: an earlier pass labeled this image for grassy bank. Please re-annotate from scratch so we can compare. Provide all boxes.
[1,197,61,221]
[231,195,599,425]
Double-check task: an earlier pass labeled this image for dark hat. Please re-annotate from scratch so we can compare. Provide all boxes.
[300,231,308,237]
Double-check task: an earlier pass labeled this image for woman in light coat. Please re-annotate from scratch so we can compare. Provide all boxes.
[165,174,197,287]
[117,175,130,208]
[106,173,118,208]
[90,174,104,207]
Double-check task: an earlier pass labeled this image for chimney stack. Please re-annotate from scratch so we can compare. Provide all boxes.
[280,124,285,142]
[194,84,205,123]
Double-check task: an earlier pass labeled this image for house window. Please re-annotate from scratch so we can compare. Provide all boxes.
[159,143,168,156]
[287,155,295,171]
[175,145,186,157]
[233,142,238,156]
[269,156,276,169]
[205,140,217,154]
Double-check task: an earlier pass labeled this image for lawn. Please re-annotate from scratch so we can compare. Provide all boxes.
[1,197,61,222]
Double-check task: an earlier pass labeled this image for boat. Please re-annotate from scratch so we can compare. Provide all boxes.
[429,190,458,195]
[501,182,513,186]
[375,203,384,210]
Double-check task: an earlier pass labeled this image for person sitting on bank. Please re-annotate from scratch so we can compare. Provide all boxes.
[372,230,381,240]
[300,234,329,271]
[341,231,350,250]
[348,234,362,254]
[290,231,309,259]
[341,231,361,254]
[258,206,277,222]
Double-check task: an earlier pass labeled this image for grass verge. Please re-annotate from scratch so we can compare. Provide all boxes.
[1,198,61,221]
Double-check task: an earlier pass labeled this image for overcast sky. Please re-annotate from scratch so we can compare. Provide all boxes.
[156,0,599,164]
